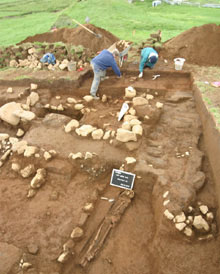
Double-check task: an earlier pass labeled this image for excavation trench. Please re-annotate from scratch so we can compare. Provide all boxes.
[0,69,219,274]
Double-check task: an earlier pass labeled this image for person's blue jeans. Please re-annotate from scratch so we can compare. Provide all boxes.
[90,62,106,97]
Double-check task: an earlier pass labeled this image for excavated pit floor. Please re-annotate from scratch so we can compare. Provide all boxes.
[0,69,220,274]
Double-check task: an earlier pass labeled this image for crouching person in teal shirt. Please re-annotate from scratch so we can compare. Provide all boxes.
[139,47,158,78]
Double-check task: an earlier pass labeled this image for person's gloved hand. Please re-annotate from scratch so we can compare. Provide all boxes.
[138,72,143,78]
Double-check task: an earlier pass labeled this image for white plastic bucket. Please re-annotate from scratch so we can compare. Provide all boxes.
[174,58,185,70]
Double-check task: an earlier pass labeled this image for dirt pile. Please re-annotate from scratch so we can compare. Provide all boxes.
[162,24,220,66]
[18,24,120,53]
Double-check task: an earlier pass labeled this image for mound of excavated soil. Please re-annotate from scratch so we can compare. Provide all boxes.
[162,24,220,66]
[18,24,119,53]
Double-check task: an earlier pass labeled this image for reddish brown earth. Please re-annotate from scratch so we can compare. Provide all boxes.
[0,24,220,274]
[161,24,220,66]
[17,24,120,53]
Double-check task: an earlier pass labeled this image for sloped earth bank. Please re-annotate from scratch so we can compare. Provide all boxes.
[0,68,220,274]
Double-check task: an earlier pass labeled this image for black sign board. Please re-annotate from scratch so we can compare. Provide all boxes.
[110,169,135,190]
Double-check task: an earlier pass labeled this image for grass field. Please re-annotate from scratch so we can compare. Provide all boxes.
[0,0,219,46]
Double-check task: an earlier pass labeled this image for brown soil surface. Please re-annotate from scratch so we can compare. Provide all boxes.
[0,24,220,274]
[0,64,220,274]
[161,24,220,66]
[17,24,120,53]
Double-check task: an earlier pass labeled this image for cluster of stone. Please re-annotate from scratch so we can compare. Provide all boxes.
[2,43,91,70]
[163,191,216,240]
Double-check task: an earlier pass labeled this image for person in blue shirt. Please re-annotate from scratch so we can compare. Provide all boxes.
[90,49,121,99]
[139,47,158,78]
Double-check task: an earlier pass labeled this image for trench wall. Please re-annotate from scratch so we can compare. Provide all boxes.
[193,78,220,224]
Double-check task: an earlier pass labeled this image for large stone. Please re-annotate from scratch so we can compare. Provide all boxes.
[20,164,35,178]
[65,119,80,133]
[133,97,148,106]
[122,121,131,131]
[0,242,22,274]
[125,157,136,164]
[174,212,186,223]
[125,86,136,98]
[91,129,104,140]
[12,140,27,154]
[129,119,142,126]
[0,102,21,125]
[164,209,174,220]
[75,125,96,137]
[193,215,210,231]
[132,124,143,135]
[83,95,93,102]
[30,168,46,189]
[74,104,84,110]
[116,128,137,142]
[27,92,39,106]
[24,146,38,157]
[13,109,35,121]
[0,133,9,141]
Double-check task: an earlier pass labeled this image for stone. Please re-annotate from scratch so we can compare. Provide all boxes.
[125,86,136,98]
[103,130,111,140]
[69,152,83,160]
[12,140,27,154]
[163,199,170,206]
[20,164,35,178]
[28,48,36,55]
[27,189,37,198]
[0,102,21,125]
[122,121,131,131]
[199,205,209,215]
[83,202,94,213]
[123,114,137,122]
[24,146,37,157]
[193,215,210,231]
[57,251,70,263]
[30,168,46,189]
[59,63,68,70]
[12,163,21,172]
[57,104,64,111]
[64,119,79,133]
[128,107,136,115]
[85,152,93,159]
[116,128,137,142]
[163,191,169,198]
[30,83,38,90]
[132,124,143,135]
[125,157,136,164]
[76,125,96,137]
[130,119,142,126]
[70,227,84,239]
[206,212,214,221]
[133,97,148,106]
[44,151,52,160]
[13,109,36,121]
[164,209,174,220]
[184,227,193,237]
[0,133,9,141]
[156,102,163,108]
[175,222,186,231]
[67,97,77,104]
[27,243,39,255]
[74,104,84,110]
[7,87,13,93]
[28,92,39,106]
[9,60,18,67]
[102,94,108,102]
[174,212,186,223]
[92,129,104,140]
[146,94,154,100]
[83,95,93,102]
[16,128,24,137]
